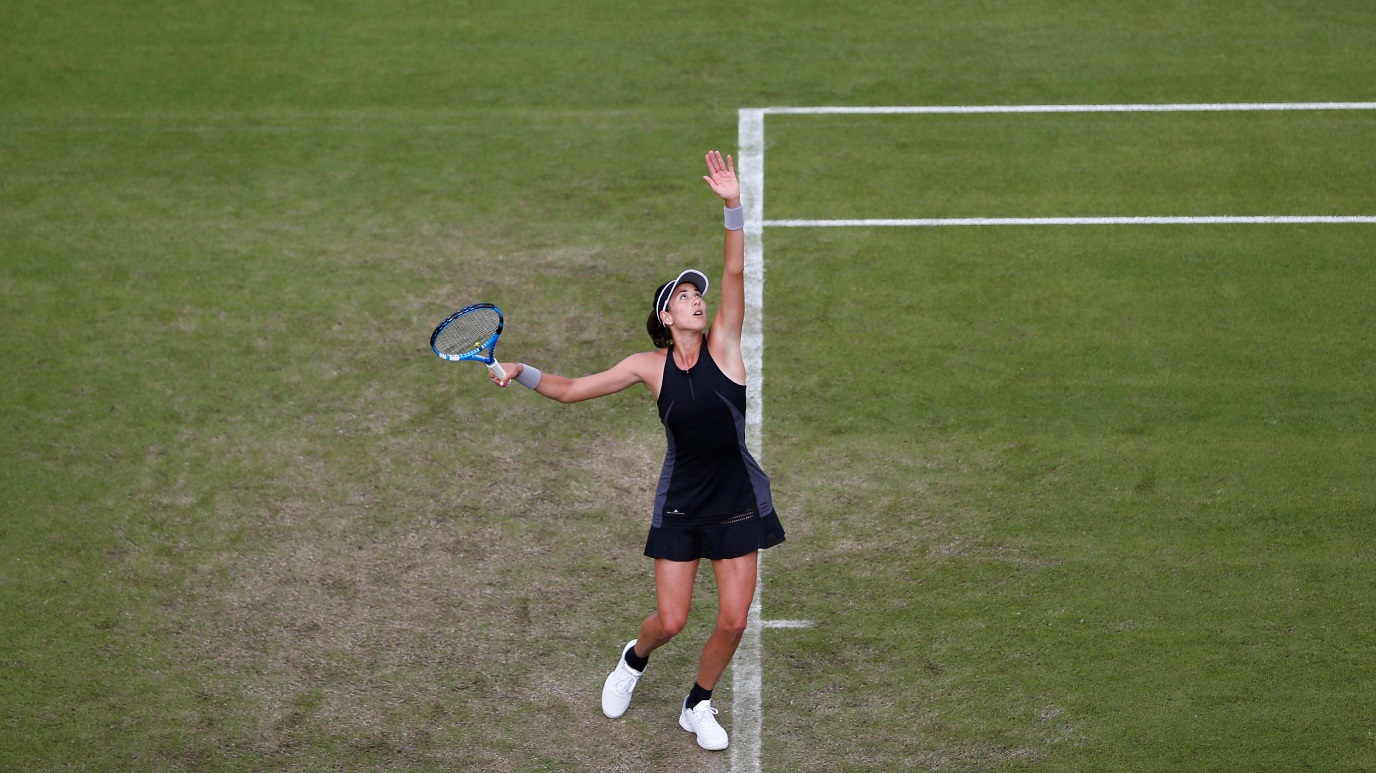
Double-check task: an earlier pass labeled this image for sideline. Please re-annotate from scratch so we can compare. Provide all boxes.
[730,107,768,773]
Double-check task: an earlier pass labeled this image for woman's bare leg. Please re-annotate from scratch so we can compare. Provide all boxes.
[694,551,758,689]
[634,558,699,658]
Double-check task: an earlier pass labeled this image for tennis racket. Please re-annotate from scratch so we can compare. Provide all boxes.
[430,303,507,379]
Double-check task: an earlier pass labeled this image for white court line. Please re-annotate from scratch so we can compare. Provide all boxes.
[732,108,767,773]
[762,620,817,629]
[762,101,1376,115]
[767,216,1376,227]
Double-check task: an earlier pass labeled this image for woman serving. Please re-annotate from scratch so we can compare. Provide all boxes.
[490,151,785,751]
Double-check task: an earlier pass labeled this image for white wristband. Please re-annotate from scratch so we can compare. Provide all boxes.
[514,364,542,389]
[724,205,744,231]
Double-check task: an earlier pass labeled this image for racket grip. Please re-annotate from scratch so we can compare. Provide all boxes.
[487,361,508,380]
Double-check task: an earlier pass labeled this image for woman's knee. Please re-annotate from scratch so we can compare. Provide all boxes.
[716,613,749,640]
[658,610,690,638]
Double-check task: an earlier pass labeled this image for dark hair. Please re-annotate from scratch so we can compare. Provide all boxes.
[646,280,674,348]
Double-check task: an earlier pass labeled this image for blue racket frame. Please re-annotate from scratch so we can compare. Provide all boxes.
[430,302,506,378]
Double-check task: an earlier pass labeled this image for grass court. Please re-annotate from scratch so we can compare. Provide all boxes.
[3,1,1374,770]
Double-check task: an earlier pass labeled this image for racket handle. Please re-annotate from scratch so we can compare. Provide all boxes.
[487,361,508,380]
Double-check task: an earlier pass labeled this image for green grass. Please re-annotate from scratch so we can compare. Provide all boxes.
[3,0,1375,770]
[762,225,1375,768]
[767,112,1376,218]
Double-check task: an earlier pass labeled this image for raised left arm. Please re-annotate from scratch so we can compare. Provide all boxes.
[702,151,747,382]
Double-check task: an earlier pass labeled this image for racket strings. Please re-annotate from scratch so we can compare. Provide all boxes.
[435,309,500,356]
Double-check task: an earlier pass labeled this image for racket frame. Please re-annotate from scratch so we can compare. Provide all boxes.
[430,303,508,379]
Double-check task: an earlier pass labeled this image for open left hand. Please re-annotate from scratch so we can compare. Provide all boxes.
[703,150,740,206]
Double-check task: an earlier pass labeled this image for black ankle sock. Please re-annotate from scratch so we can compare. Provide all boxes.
[685,682,713,708]
[624,645,649,672]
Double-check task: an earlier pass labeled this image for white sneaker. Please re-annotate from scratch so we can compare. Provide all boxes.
[679,698,729,750]
[600,640,643,718]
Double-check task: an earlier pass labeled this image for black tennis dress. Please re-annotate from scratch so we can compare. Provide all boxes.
[643,340,786,561]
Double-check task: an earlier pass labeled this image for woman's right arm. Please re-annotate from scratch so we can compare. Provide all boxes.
[491,352,661,403]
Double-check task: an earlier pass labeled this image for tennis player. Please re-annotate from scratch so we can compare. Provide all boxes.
[488,150,785,751]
